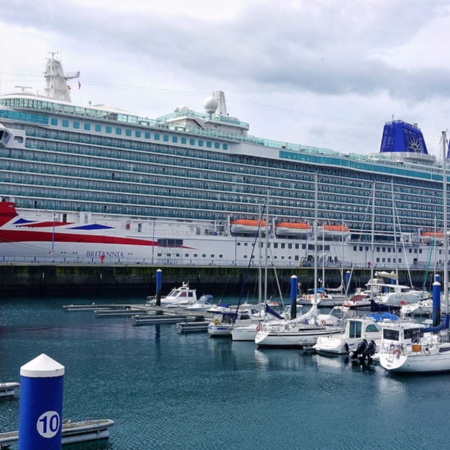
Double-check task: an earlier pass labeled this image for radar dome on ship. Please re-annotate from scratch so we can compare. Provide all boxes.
[204,96,218,115]
[174,105,189,113]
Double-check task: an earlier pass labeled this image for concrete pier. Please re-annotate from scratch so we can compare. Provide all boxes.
[0,264,433,297]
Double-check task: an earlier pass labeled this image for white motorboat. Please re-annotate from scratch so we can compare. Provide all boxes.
[147,282,200,308]
[314,317,382,355]
[183,295,215,312]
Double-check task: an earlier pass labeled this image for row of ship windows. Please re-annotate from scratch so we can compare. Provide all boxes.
[353,245,423,254]
[2,99,444,184]
[21,124,441,196]
[10,136,441,212]
[1,160,440,223]
[4,182,434,233]
[1,110,229,151]
[51,117,229,150]
[156,253,304,261]
[236,242,331,251]
[1,169,437,226]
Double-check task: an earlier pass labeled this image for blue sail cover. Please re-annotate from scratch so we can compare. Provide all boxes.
[380,120,428,155]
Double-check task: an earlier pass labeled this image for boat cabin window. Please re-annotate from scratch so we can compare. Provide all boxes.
[366,324,380,333]
[404,328,421,341]
[383,329,399,341]
[349,321,362,339]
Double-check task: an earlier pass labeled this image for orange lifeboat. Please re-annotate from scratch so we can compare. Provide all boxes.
[317,224,350,238]
[275,222,312,236]
[421,231,445,244]
[230,219,267,234]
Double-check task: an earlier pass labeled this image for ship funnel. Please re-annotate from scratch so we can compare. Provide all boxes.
[380,120,428,155]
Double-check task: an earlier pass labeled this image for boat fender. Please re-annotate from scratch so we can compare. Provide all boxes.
[344,342,349,353]
[213,319,221,326]
[256,323,262,332]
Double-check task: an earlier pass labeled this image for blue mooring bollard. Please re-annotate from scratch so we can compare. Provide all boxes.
[290,275,297,319]
[156,269,162,306]
[433,276,441,327]
[18,354,65,450]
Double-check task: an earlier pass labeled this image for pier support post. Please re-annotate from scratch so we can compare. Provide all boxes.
[156,269,162,307]
[18,354,64,450]
[290,275,297,319]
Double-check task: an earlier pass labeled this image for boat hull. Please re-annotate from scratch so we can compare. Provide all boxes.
[380,351,450,373]
[255,327,343,348]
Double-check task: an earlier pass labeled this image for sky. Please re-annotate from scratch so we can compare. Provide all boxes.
[1,0,450,156]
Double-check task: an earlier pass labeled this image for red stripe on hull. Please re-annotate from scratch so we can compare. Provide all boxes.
[19,222,74,228]
[0,230,155,246]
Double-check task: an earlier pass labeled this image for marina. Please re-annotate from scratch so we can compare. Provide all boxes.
[2,294,450,449]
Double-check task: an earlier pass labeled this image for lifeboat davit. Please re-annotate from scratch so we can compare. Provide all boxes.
[275,222,312,237]
[421,231,445,244]
[230,219,267,234]
[317,224,350,238]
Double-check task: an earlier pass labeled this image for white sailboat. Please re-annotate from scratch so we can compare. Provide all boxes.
[255,174,344,348]
[379,131,450,373]
[231,198,286,342]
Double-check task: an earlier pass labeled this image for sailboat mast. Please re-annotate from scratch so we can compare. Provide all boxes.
[442,131,448,314]
[314,173,318,304]
[258,203,262,308]
[391,179,399,285]
[370,181,375,299]
[264,191,269,305]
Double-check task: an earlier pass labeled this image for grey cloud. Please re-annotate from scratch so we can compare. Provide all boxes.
[4,0,450,103]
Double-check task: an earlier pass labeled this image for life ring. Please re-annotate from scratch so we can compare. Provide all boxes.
[321,320,327,326]
[213,319,221,326]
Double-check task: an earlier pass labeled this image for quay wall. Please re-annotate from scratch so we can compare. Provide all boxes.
[0,264,436,297]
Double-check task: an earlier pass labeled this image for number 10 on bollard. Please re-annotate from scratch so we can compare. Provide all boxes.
[18,354,65,450]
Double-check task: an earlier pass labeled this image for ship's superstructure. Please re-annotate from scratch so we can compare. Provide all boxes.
[0,54,449,269]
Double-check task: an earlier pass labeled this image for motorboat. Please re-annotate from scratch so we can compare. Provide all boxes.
[297,288,346,307]
[183,295,215,312]
[147,282,199,307]
[314,317,382,355]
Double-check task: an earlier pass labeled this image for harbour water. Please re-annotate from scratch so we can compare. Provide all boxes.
[1,295,450,449]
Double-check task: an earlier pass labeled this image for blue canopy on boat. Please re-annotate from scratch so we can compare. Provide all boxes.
[265,304,284,319]
[422,314,450,334]
[369,312,398,322]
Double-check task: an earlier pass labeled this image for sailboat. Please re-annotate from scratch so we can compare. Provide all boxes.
[379,131,450,373]
[231,198,286,342]
[255,174,344,348]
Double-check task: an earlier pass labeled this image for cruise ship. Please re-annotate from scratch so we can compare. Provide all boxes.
[0,54,448,269]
